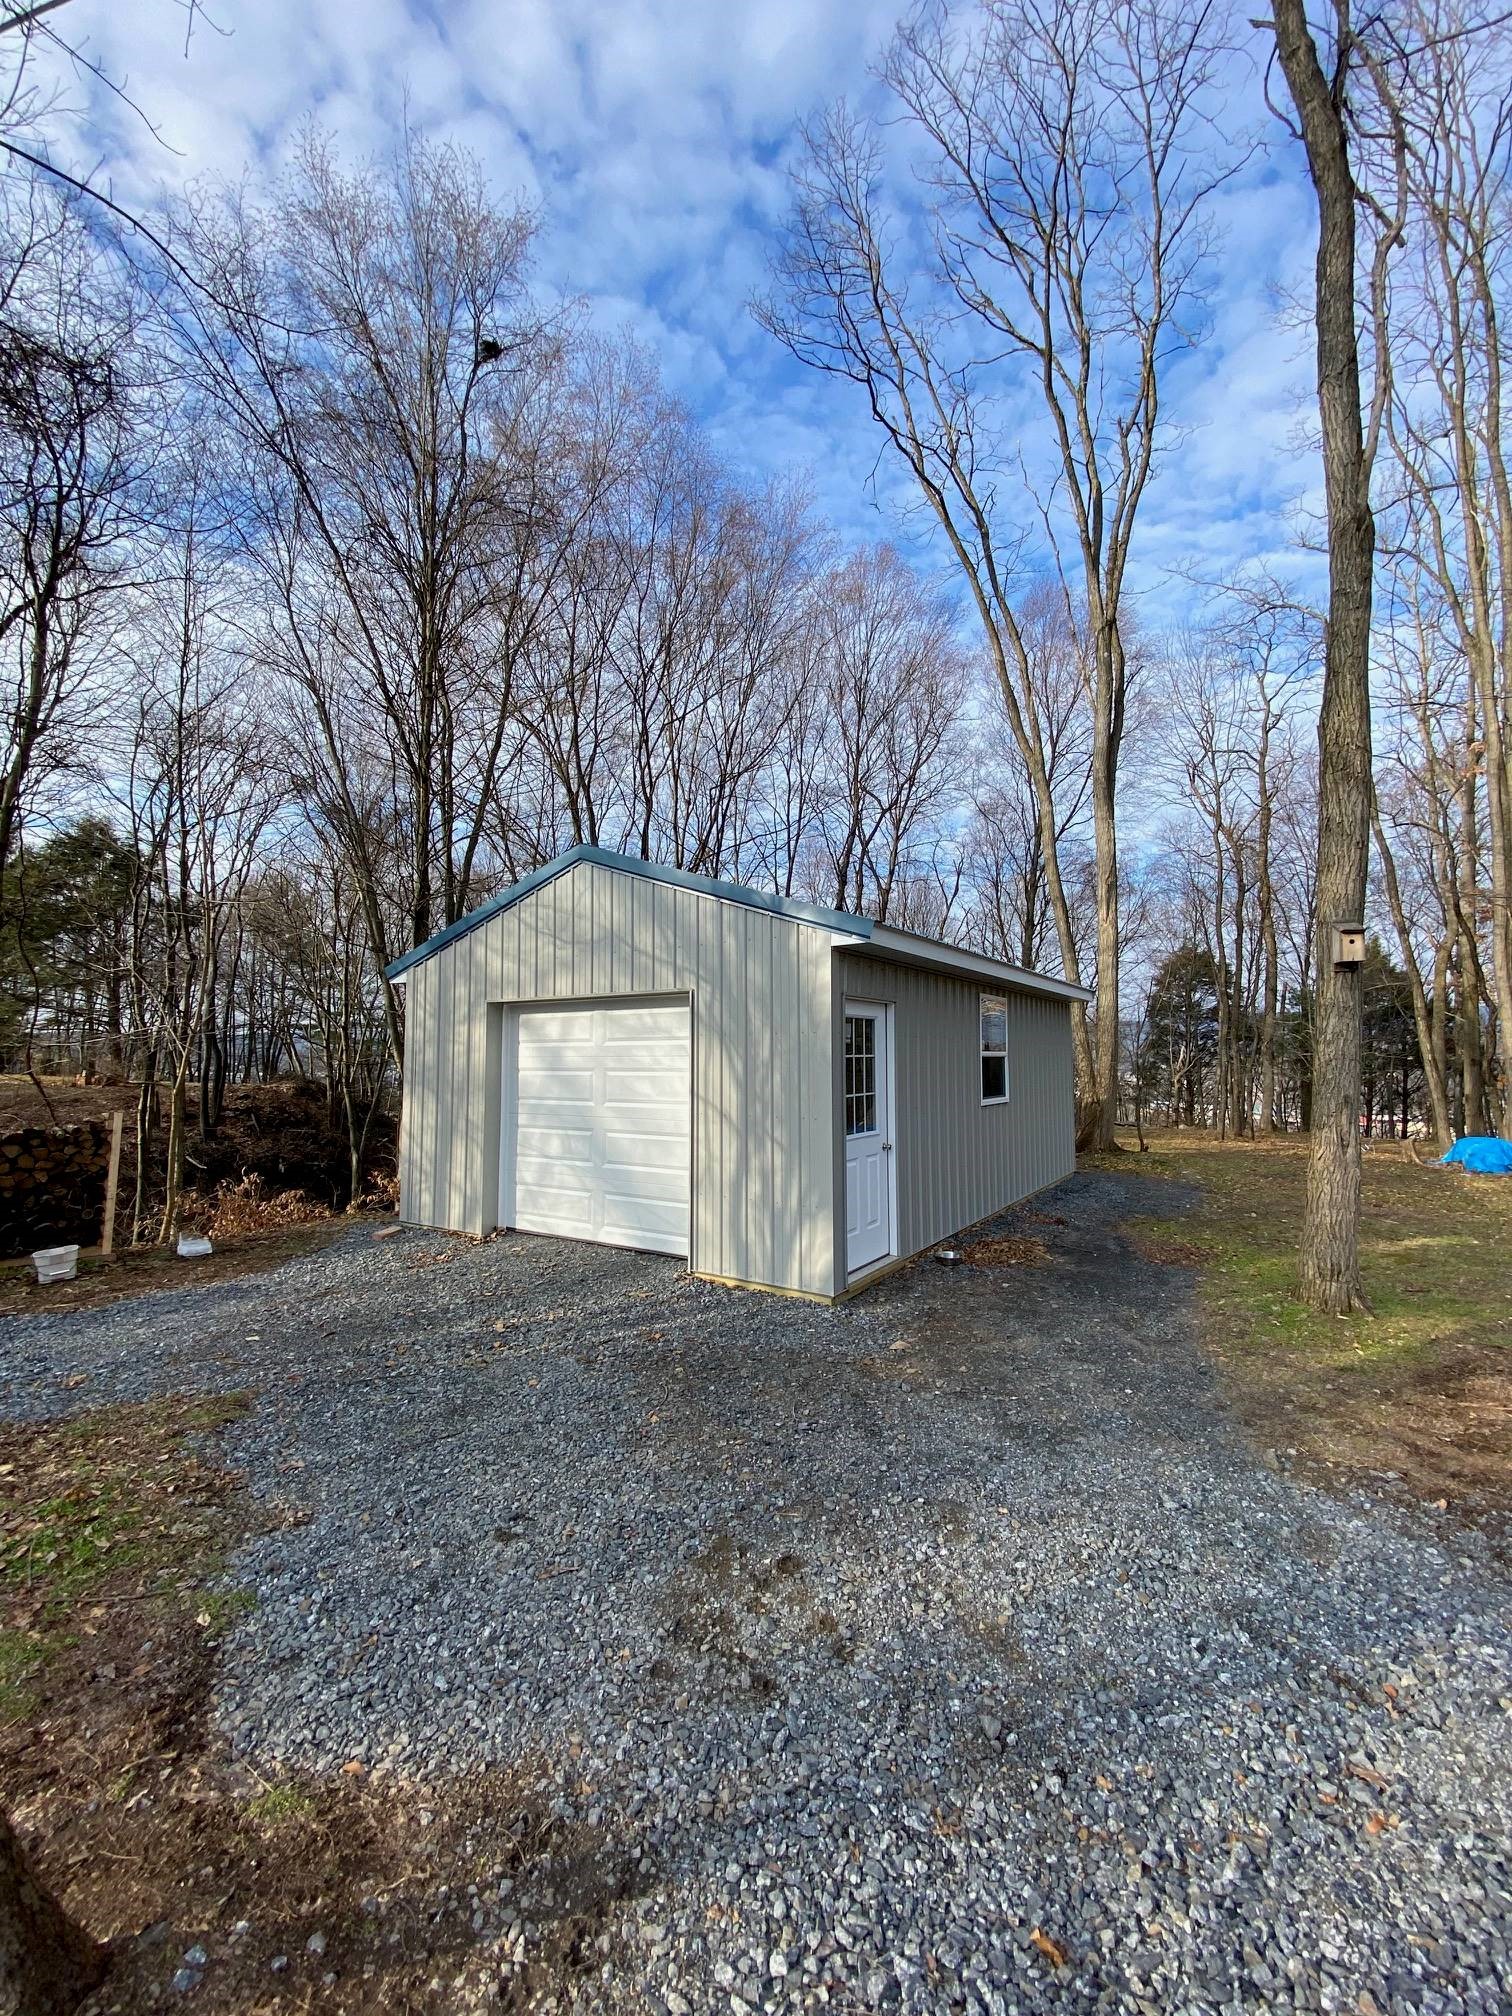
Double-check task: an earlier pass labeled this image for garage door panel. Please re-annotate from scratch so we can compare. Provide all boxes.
[602,1131,686,1168]
[510,1001,691,1257]
[601,1206,685,1251]
[599,1009,684,1040]
[600,1048,689,1080]
[600,1185,686,1223]
[520,1120,596,1153]
[601,1104,687,1136]
[519,1012,594,1044]
[516,1185,595,1228]
[603,1081,690,1110]
[513,1067,597,1101]
[514,1152,594,1182]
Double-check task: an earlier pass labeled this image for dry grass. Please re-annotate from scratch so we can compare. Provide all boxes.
[1118,1129,1512,1514]
[183,1173,331,1242]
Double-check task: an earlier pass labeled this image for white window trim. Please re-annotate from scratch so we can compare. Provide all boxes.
[980,991,1010,1106]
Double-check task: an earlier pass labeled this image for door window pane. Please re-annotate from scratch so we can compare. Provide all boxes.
[844,1015,877,1136]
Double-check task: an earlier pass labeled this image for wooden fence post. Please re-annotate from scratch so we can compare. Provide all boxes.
[101,1111,124,1258]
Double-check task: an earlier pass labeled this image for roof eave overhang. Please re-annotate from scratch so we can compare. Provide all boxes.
[848,925,1094,1006]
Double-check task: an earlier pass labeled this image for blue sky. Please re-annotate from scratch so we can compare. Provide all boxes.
[40,0,1324,629]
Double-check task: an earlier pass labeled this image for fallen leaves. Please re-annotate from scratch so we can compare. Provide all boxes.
[1345,1759,1391,1793]
[1029,1927,1070,1968]
[961,1233,1049,1269]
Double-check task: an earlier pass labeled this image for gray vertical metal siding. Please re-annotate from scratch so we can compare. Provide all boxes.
[837,952,1076,1259]
[398,861,838,1297]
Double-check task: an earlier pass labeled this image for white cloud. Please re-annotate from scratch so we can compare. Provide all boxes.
[26,0,1322,604]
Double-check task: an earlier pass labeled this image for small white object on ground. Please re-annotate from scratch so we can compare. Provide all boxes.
[32,1244,79,1283]
[176,1234,214,1259]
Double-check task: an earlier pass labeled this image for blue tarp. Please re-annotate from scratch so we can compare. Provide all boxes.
[1440,1136,1512,1175]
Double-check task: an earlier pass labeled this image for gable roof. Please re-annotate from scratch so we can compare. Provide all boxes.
[383,844,1092,1004]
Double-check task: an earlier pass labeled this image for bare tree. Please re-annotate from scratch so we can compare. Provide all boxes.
[106,460,279,1241]
[0,164,147,889]
[759,0,1239,1142]
[1376,0,1512,1131]
[806,544,966,919]
[1268,0,1401,1310]
[177,128,559,1070]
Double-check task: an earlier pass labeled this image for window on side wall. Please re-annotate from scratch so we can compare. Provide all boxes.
[980,992,1009,1104]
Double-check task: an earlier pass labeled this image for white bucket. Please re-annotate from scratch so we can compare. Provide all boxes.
[176,1234,213,1259]
[33,1244,79,1284]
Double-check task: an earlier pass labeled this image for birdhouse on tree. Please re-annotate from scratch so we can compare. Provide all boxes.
[1331,924,1367,969]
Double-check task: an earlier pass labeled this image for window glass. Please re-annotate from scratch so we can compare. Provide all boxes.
[844,1015,877,1136]
[980,993,1009,1104]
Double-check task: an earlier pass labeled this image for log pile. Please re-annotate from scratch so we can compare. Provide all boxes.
[0,1123,110,1258]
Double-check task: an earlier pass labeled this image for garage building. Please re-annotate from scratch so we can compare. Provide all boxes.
[388,846,1089,1300]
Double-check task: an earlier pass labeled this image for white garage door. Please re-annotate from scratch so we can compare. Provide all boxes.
[511,1001,691,1256]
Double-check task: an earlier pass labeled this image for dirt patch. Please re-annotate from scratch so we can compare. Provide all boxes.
[663,1533,848,1690]
[0,1220,348,1318]
[1224,1341,1512,1524]
[960,1232,1049,1269]
[65,1765,646,2016]
[1,1392,649,2015]
[1124,1231,1206,1266]
[0,1077,139,1133]
[0,1391,254,1728]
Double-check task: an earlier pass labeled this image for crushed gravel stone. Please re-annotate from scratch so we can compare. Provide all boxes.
[3,1171,1509,2014]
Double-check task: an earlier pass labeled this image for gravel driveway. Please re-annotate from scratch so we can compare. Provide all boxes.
[4,1172,1509,2015]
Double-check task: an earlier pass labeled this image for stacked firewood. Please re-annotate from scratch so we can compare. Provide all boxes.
[0,1123,109,1258]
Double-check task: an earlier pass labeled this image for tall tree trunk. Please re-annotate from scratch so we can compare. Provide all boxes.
[1458,940,1489,1133]
[0,1810,105,2015]
[1274,0,1375,1312]
[1256,725,1280,1134]
[131,1067,159,1248]
[1432,938,1451,1130]
[1371,797,1452,1142]
[158,1074,188,1246]
[1087,683,1121,1149]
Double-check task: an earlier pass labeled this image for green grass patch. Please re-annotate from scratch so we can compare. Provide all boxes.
[196,1585,257,1637]
[1116,1131,1512,1506]
[244,1782,317,1828]
[1122,1133,1512,1373]
[0,1623,46,1722]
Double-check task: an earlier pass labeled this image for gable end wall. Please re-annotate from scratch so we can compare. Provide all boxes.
[398,862,838,1296]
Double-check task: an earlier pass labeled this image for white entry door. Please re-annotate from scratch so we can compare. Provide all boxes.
[844,1003,892,1275]
[510,1001,691,1256]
